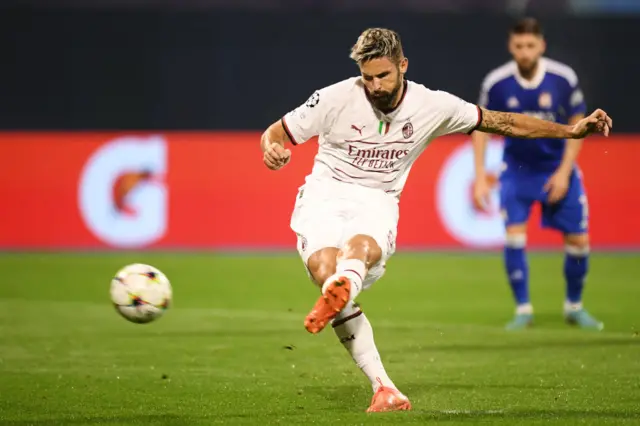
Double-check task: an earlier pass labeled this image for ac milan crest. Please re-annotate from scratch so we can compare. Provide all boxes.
[387,230,395,252]
[402,122,413,139]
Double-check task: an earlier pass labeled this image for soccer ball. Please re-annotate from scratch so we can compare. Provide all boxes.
[110,263,172,324]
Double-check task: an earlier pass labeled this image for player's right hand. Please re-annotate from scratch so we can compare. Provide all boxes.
[263,141,291,171]
[472,177,491,212]
[571,109,613,138]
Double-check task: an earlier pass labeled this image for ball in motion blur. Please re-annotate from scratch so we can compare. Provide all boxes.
[110,263,172,324]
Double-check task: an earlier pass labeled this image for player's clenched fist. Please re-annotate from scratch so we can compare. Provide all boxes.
[263,141,291,171]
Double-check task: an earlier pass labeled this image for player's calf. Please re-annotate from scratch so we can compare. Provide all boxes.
[503,227,534,330]
[563,233,602,330]
[563,233,589,311]
[332,301,399,392]
[504,229,532,312]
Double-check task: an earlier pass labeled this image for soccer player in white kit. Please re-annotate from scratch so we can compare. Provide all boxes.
[259,28,612,412]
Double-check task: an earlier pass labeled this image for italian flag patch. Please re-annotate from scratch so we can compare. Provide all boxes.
[378,120,390,135]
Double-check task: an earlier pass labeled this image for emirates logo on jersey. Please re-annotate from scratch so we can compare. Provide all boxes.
[402,122,413,139]
[347,145,409,170]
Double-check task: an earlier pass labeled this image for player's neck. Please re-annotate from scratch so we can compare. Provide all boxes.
[518,62,540,82]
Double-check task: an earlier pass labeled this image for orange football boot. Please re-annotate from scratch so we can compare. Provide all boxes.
[304,276,351,334]
[366,382,412,413]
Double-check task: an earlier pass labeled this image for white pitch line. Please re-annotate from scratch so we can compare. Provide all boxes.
[439,409,505,414]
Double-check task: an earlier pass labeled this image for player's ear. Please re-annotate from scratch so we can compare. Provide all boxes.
[539,37,547,54]
[399,57,408,74]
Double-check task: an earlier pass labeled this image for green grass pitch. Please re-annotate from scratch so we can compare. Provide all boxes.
[1,252,639,425]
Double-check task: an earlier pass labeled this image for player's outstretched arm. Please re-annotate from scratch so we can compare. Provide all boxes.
[260,120,292,171]
[477,108,612,139]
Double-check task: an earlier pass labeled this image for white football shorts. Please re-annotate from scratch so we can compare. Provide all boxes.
[290,178,399,289]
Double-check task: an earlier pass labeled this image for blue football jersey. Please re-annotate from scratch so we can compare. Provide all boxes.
[478,57,587,174]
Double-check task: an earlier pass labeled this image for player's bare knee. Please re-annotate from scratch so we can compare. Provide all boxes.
[339,234,382,268]
[504,225,527,249]
[565,233,589,251]
[307,248,338,286]
[505,224,527,235]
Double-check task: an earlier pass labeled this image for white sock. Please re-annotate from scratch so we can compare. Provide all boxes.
[564,301,583,312]
[332,301,396,393]
[516,303,533,315]
[322,258,366,302]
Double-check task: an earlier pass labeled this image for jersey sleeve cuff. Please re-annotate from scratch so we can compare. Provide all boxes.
[280,117,299,146]
[466,105,483,135]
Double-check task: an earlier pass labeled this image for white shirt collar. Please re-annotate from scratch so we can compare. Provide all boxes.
[514,57,547,89]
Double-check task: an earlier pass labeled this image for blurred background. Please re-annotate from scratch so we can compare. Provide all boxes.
[2,4,640,423]
[1,0,639,251]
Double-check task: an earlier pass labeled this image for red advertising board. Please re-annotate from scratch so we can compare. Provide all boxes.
[1,132,639,250]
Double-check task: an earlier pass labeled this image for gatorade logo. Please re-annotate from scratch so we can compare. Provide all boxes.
[78,135,168,248]
[436,139,505,247]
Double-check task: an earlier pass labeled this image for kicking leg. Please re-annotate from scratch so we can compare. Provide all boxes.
[304,241,410,412]
[504,224,533,330]
[563,233,603,330]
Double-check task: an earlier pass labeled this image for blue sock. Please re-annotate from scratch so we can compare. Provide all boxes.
[504,235,529,307]
[564,246,589,304]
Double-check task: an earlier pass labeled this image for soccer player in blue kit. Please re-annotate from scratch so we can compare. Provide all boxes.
[471,18,604,330]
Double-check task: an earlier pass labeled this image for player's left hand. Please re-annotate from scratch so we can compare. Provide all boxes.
[544,171,570,204]
[472,177,492,212]
[571,109,613,138]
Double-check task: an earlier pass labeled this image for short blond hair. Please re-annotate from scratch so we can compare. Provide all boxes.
[350,28,404,65]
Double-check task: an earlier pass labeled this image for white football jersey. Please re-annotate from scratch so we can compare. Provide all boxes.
[282,77,481,199]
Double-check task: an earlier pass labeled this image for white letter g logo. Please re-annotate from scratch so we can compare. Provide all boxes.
[78,135,168,248]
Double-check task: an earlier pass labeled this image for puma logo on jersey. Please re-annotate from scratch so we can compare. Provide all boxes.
[351,124,365,135]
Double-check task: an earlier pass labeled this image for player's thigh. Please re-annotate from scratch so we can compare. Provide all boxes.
[541,172,589,234]
[499,177,533,228]
[291,197,345,267]
[305,247,340,287]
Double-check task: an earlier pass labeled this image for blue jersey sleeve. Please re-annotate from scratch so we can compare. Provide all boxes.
[478,79,502,111]
[563,76,587,119]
